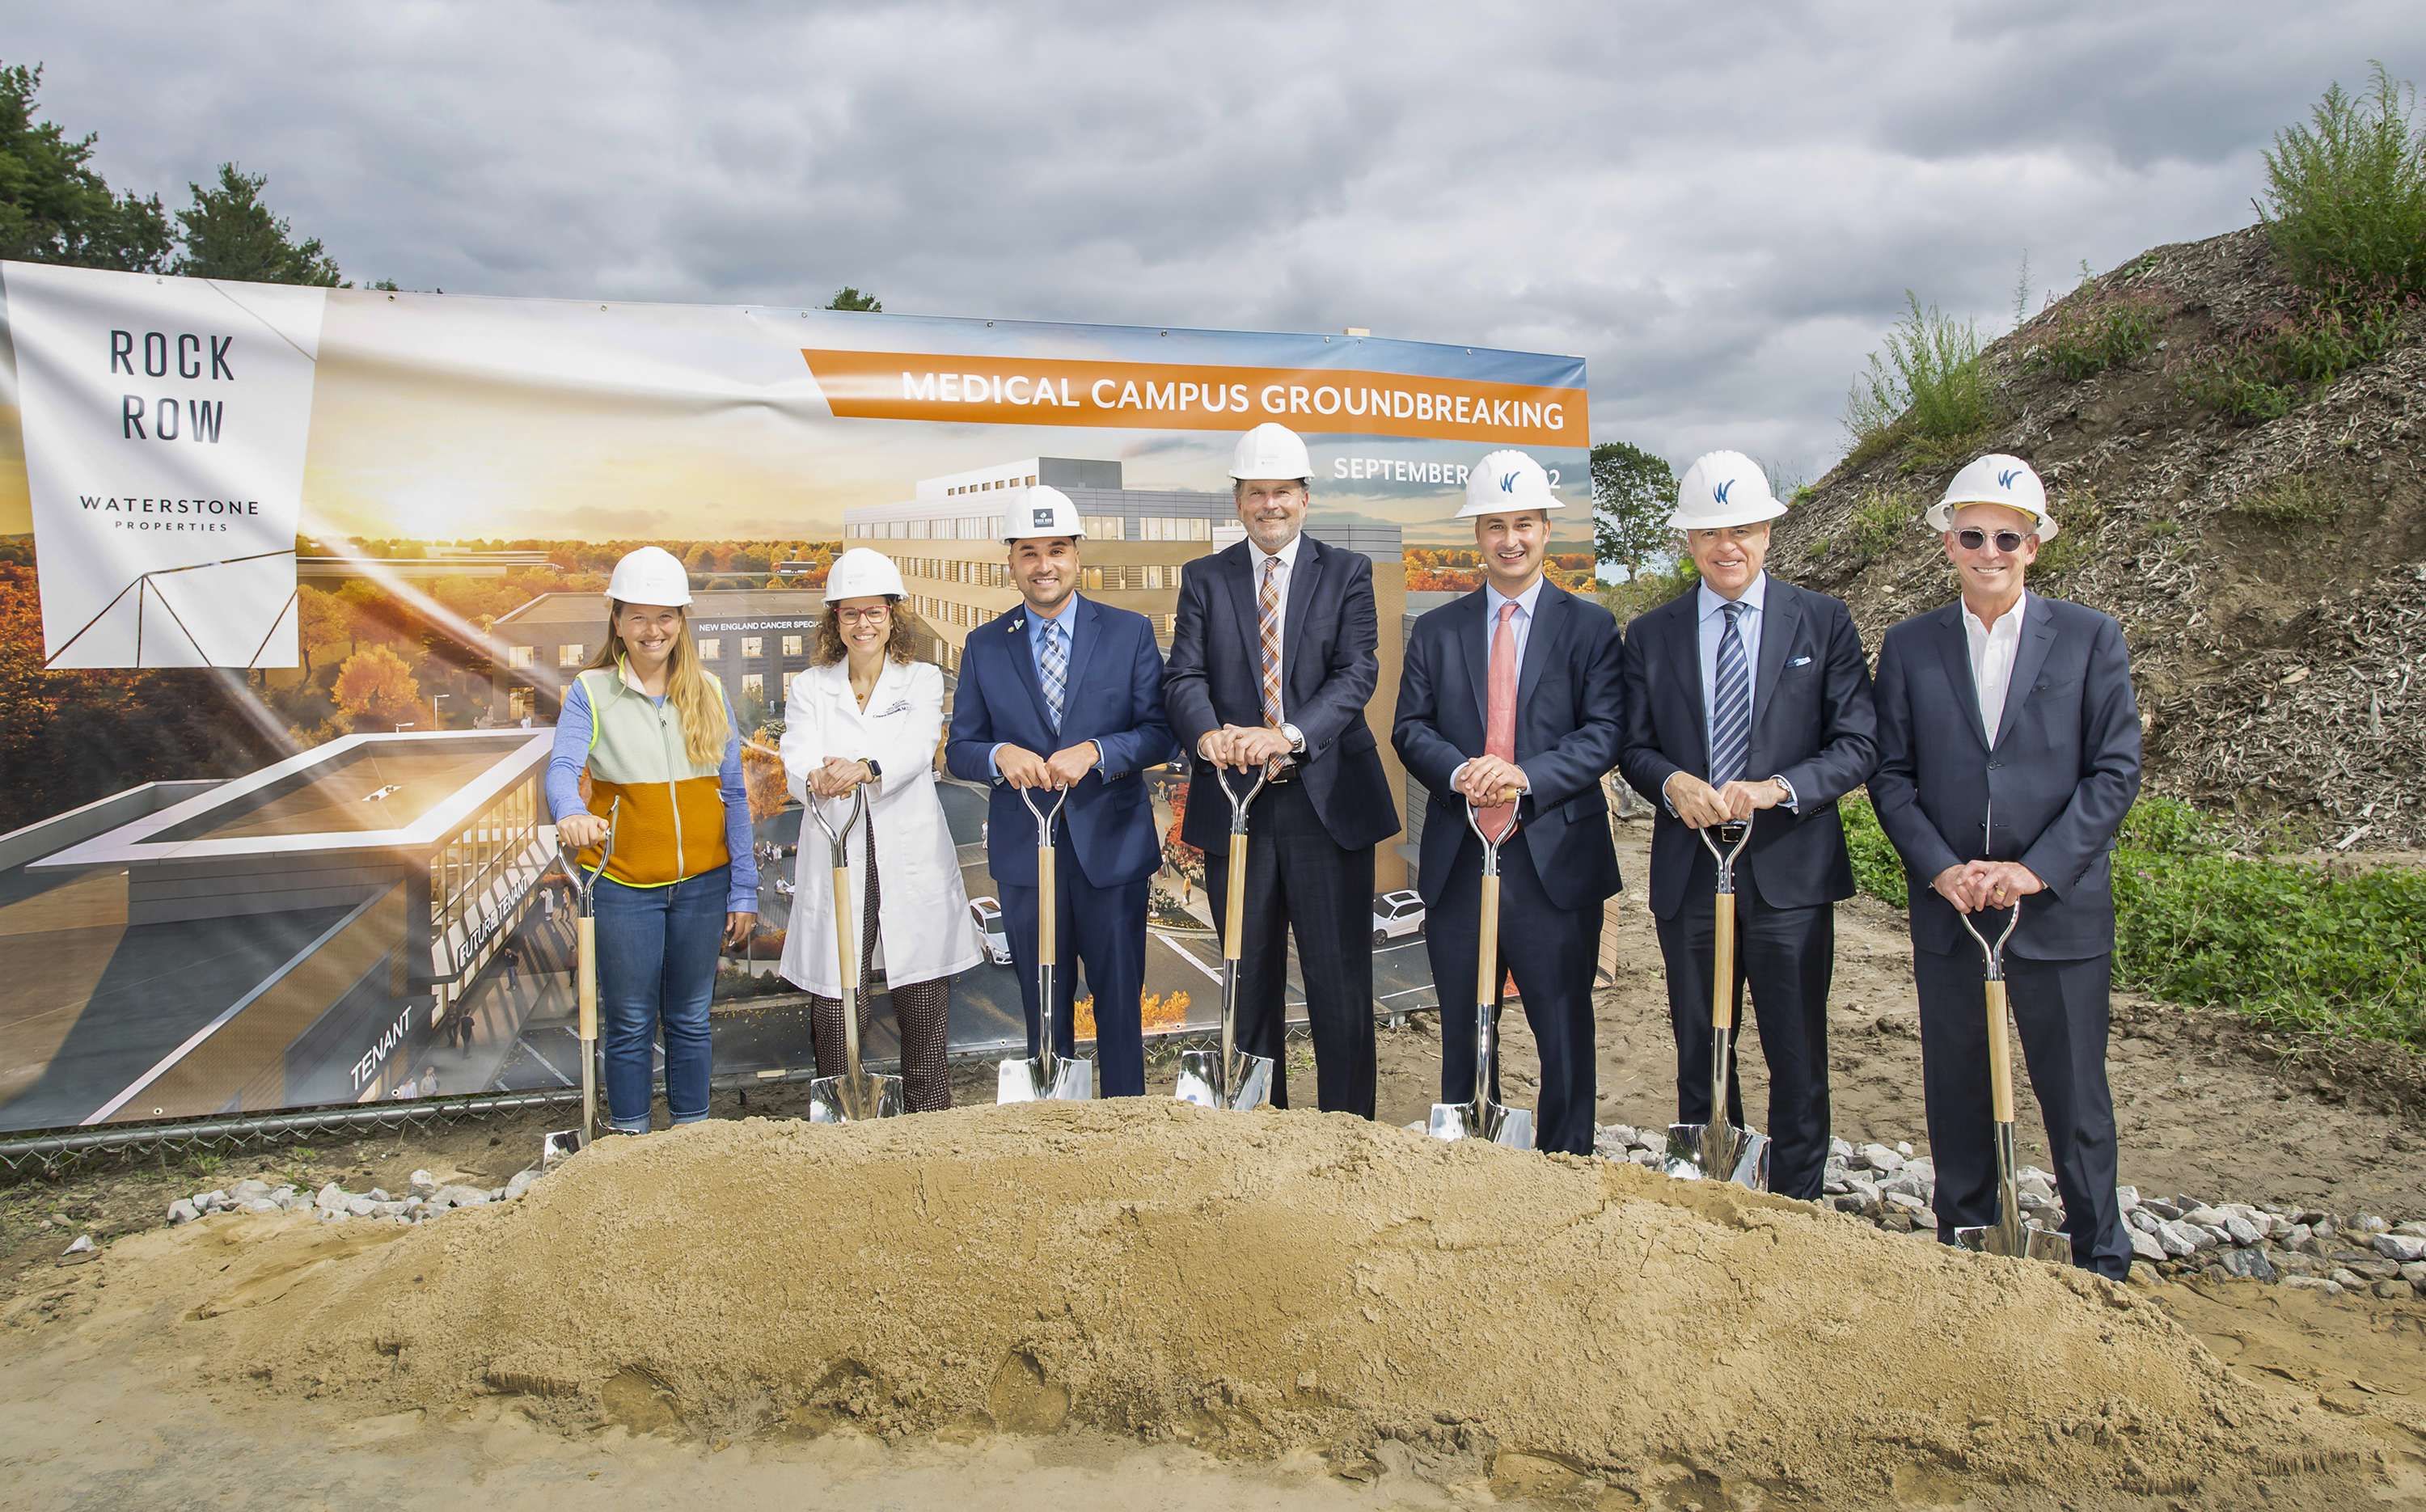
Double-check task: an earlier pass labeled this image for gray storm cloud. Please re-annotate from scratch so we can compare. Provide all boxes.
[15,0,2421,480]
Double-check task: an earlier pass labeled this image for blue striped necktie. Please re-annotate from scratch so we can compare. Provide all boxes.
[1709,602,1749,786]
[1039,619,1066,732]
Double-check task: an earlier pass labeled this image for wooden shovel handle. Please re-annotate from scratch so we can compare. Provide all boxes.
[1708,894,1736,1031]
[1038,843,1057,961]
[576,915,598,1042]
[831,867,857,995]
[1474,872,1502,1008]
[1984,979,2014,1123]
[1223,838,1248,963]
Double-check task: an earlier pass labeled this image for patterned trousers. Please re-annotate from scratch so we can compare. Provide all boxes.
[808,814,953,1112]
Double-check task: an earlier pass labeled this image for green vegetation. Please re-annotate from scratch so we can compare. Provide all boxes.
[2183,65,2424,424]
[1591,440,1680,584]
[1600,555,1697,626]
[827,285,883,311]
[1847,486,1917,565]
[1841,793,2426,1052]
[2261,61,2426,297]
[2230,473,2339,526]
[2029,275,2165,381]
[2027,492,2103,577]
[1842,293,1994,467]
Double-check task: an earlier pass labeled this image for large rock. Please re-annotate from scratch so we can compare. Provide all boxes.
[2369,1234,2426,1263]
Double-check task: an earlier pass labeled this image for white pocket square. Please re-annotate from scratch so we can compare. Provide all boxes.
[1788,654,1814,667]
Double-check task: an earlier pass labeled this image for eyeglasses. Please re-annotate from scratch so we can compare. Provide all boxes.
[1955,528,2030,553]
[833,606,891,625]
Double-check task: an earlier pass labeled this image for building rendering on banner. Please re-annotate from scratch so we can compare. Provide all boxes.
[486,588,827,726]
[841,456,1414,889]
[0,732,556,1132]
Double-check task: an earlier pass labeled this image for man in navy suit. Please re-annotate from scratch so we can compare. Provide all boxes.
[1393,450,1625,1155]
[945,485,1177,1096]
[1618,452,1878,1200]
[1870,454,2141,1278]
[1164,423,1401,1116]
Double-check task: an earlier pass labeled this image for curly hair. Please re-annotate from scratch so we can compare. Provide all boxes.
[813,597,924,666]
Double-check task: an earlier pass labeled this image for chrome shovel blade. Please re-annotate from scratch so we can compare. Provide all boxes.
[1957,1214,2075,1265]
[997,1054,1096,1104]
[1427,1100,1536,1150]
[539,1128,585,1168]
[1173,1047,1274,1111]
[807,1069,906,1124]
[1661,1121,1773,1189]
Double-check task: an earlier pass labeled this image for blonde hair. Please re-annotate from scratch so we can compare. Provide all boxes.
[586,601,730,767]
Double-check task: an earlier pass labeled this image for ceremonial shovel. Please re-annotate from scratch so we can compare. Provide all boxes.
[542,796,618,1167]
[805,787,906,1124]
[998,784,1094,1103]
[1427,790,1535,1150]
[1663,815,1772,1188]
[1174,762,1277,1111]
[1953,897,2073,1265]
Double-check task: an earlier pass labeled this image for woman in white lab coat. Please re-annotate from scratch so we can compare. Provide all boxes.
[779,548,978,1110]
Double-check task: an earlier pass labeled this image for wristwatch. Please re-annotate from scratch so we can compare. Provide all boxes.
[1281,722,1306,754]
[862,758,883,780]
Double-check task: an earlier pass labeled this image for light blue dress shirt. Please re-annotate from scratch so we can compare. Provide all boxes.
[1450,573,1546,794]
[991,593,1084,778]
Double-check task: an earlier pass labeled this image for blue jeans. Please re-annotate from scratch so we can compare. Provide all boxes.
[593,867,726,1131]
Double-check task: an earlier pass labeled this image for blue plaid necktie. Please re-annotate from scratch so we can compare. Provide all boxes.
[1709,602,1750,787]
[1038,619,1066,732]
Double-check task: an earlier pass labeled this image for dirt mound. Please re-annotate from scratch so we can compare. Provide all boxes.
[185,1104,2369,1506]
[1769,224,2426,846]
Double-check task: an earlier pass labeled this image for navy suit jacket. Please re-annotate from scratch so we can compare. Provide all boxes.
[1393,580,1625,912]
[945,596,1177,889]
[1870,593,2141,961]
[1617,578,1879,919]
[1162,534,1400,854]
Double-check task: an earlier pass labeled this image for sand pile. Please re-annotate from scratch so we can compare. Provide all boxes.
[202,1104,2363,1504]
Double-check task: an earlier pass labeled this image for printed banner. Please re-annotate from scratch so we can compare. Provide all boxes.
[0,267,1590,1136]
[6,261,325,669]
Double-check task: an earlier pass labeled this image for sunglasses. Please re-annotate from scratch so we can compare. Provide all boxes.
[1955,528,2031,553]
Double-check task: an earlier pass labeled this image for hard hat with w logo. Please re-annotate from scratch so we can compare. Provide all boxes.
[1926,453,2058,541]
[1458,449,1566,518]
[1670,450,1790,530]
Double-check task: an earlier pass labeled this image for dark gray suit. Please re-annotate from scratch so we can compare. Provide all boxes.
[1617,577,1879,1199]
[1871,592,2141,1278]
[1394,579,1625,1156]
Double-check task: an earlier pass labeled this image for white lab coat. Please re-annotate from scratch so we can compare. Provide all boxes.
[777,657,980,997]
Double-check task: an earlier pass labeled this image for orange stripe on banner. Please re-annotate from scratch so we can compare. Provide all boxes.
[801,349,1587,448]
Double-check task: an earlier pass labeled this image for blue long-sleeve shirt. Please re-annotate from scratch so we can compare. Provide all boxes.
[545,675,759,914]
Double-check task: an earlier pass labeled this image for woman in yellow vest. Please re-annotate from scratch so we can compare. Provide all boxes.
[547,547,759,1133]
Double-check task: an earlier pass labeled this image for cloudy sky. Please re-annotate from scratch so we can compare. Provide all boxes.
[13,2,2423,486]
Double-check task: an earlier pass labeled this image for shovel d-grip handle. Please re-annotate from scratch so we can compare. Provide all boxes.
[807,788,870,1070]
[554,795,622,917]
[1956,895,2020,981]
[1020,785,1070,963]
[1211,765,1268,965]
[1698,817,1751,1033]
[1463,788,1522,1012]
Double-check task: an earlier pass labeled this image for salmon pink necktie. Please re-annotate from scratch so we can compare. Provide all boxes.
[1481,600,1519,837]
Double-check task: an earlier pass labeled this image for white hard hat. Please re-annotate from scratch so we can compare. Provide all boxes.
[1458,450,1566,519]
[1670,451,1789,530]
[822,546,905,602]
[604,546,691,606]
[1001,484,1086,543]
[1926,454,2058,543]
[1229,422,1312,481]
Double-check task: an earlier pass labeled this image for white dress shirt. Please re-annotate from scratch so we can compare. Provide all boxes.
[1250,531,1305,724]
[1964,589,2031,745]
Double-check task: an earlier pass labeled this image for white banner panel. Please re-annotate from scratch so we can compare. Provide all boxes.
[6,261,324,668]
